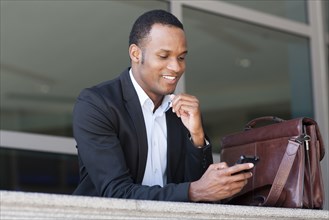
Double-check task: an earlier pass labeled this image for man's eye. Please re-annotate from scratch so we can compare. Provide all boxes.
[178,56,185,61]
[159,55,168,59]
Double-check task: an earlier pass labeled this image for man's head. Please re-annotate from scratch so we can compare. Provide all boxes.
[129,10,187,105]
[129,9,184,48]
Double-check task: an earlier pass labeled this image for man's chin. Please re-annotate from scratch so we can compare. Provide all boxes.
[164,89,176,95]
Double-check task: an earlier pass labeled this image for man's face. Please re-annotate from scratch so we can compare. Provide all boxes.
[131,24,187,102]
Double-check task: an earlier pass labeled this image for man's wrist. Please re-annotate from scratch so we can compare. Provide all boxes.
[189,134,209,148]
[189,181,202,202]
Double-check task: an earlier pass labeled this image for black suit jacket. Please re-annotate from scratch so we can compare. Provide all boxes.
[73,68,213,201]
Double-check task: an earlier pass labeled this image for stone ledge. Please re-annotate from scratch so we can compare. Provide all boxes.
[1,190,328,219]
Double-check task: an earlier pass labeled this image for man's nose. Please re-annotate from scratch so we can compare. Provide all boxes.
[167,59,181,72]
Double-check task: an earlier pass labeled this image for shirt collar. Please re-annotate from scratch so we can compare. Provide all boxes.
[129,69,172,113]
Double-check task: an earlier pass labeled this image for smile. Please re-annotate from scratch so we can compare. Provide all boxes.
[162,75,176,80]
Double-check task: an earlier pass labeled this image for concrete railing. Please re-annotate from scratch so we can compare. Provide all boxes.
[1,190,328,219]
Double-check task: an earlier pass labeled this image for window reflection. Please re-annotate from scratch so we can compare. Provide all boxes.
[0,147,78,194]
[220,0,307,23]
[183,6,313,152]
[0,0,168,137]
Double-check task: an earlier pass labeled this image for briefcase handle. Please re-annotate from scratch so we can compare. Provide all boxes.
[244,116,285,130]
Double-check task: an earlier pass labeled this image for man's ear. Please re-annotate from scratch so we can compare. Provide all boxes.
[129,44,141,63]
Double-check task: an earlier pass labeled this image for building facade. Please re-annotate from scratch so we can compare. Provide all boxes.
[1,0,328,209]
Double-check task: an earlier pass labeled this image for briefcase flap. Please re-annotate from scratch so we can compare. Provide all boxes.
[220,117,325,160]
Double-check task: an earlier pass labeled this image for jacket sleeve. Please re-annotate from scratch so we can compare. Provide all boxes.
[73,88,191,201]
[166,110,213,183]
[185,138,213,182]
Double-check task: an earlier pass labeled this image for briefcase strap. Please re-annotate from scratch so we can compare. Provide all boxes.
[263,139,301,206]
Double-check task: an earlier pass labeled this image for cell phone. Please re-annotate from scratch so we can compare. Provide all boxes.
[236,155,259,165]
[233,155,259,175]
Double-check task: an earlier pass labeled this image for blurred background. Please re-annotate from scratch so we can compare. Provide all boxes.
[0,0,328,209]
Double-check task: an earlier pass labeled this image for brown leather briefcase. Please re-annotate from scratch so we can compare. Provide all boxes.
[220,116,325,209]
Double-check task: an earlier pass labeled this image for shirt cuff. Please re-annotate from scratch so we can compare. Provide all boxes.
[189,135,210,149]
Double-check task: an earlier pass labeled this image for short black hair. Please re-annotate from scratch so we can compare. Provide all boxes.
[129,9,184,47]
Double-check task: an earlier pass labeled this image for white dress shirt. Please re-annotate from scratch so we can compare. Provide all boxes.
[129,69,172,187]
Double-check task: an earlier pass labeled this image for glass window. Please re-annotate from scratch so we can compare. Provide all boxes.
[220,0,307,23]
[0,147,78,194]
[183,6,313,152]
[0,0,168,137]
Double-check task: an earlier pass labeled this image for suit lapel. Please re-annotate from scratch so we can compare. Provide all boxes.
[119,69,184,184]
[166,110,183,183]
[120,69,148,183]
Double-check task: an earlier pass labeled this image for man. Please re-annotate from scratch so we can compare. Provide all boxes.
[73,9,253,202]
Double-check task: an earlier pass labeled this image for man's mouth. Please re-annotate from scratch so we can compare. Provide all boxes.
[162,75,177,81]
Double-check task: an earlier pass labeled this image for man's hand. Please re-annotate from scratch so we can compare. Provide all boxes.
[189,162,254,202]
[171,93,205,146]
